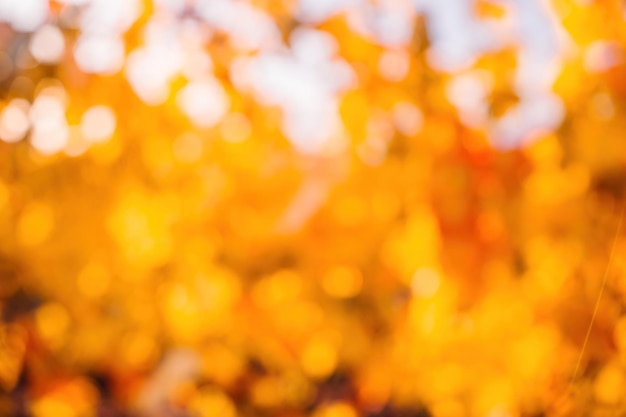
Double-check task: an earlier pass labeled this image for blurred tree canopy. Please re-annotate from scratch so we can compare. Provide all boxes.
[1,1,626,416]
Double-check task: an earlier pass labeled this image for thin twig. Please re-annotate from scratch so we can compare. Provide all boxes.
[568,203,625,391]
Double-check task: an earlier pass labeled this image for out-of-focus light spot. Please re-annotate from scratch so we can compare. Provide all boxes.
[81,105,116,143]
[513,325,558,381]
[56,0,90,4]
[252,270,302,309]
[0,0,48,32]
[471,379,515,417]
[584,41,622,73]
[179,18,207,44]
[125,28,186,104]
[80,0,143,35]
[378,50,410,82]
[173,133,203,163]
[514,54,562,98]
[200,344,245,386]
[196,0,280,51]
[220,113,251,143]
[29,95,69,154]
[0,99,30,143]
[35,303,70,349]
[364,120,391,151]
[367,9,414,47]
[393,102,423,136]
[282,368,315,407]
[301,336,338,378]
[36,83,69,108]
[447,72,490,128]
[155,0,186,13]
[122,332,158,369]
[411,268,440,298]
[313,402,358,417]
[284,302,322,335]
[246,48,353,154]
[296,0,361,23]
[228,57,252,92]
[421,0,499,72]
[412,304,436,334]
[29,25,65,64]
[182,50,213,80]
[285,111,345,155]
[17,203,54,247]
[29,96,64,125]
[357,366,391,408]
[77,261,111,299]
[485,406,514,417]
[590,92,615,121]
[135,349,201,414]
[357,136,387,167]
[165,271,240,339]
[290,27,337,64]
[160,284,203,341]
[251,376,283,408]
[321,266,363,298]
[176,78,229,128]
[594,364,624,405]
[109,192,176,269]
[74,35,125,74]
[31,397,75,417]
[525,135,563,166]
[31,124,69,154]
[189,388,237,417]
[30,379,98,417]
[358,115,392,165]
[491,94,564,150]
[126,50,172,105]
[64,126,91,157]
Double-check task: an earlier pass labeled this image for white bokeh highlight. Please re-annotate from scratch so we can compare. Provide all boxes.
[177,78,230,128]
[0,99,30,143]
[0,0,48,32]
[81,106,117,143]
[239,28,355,154]
[29,25,66,64]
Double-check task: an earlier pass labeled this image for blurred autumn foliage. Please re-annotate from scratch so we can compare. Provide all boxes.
[1,1,626,416]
